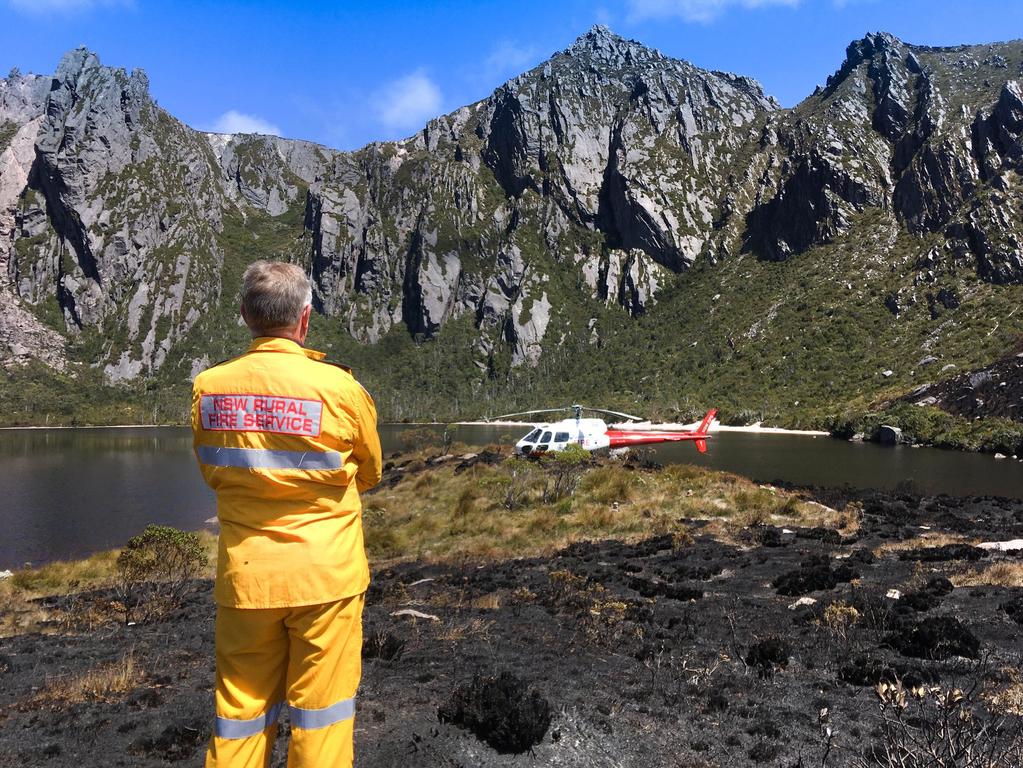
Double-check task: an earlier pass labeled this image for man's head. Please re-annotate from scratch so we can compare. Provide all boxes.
[240,260,313,343]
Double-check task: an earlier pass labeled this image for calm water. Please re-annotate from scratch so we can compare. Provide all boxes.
[1,424,1021,569]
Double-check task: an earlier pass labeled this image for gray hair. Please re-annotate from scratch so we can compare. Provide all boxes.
[240,260,313,333]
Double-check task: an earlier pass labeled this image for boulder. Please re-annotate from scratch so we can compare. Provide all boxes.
[878,425,904,444]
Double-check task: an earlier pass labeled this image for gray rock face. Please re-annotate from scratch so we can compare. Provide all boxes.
[206,133,334,216]
[0,90,68,372]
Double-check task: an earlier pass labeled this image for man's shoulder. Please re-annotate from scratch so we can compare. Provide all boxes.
[312,359,375,401]
[194,354,244,383]
[315,358,353,376]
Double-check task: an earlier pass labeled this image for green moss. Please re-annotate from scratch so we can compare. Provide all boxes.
[0,121,17,153]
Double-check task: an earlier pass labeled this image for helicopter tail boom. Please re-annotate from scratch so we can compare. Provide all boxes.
[695,409,717,436]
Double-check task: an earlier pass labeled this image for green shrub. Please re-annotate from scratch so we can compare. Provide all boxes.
[540,444,592,503]
[115,525,206,624]
[503,457,537,510]
[399,427,442,452]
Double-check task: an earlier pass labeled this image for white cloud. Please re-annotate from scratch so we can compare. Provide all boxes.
[207,110,281,136]
[374,70,443,132]
[627,0,800,23]
[481,40,540,84]
[8,0,131,13]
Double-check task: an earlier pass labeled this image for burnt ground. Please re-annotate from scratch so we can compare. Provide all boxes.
[906,352,1023,422]
[2,489,1023,767]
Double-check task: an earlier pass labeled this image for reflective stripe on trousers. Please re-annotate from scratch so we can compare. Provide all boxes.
[215,696,356,738]
[215,701,285,739]
[196,445,342,470]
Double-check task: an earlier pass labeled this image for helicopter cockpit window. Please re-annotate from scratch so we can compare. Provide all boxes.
[554,432,569,443]
[540,431,552,444]
[523,429,541,442]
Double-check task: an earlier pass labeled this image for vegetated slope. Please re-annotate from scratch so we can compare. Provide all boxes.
[2,30,1023,427]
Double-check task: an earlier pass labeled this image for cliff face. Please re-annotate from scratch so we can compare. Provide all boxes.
[3,30,1023,421]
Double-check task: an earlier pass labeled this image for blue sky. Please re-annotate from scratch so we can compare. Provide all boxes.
[3,0,1022,150]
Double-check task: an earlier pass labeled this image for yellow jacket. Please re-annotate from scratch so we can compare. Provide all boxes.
[192,337,382,609]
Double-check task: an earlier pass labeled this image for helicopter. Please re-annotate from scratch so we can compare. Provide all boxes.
[488,404,717,457]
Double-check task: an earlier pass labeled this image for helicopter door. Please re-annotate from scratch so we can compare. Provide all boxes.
[536,430,553,453]
[554,431,570,451]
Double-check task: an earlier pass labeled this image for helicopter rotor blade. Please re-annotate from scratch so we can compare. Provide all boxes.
[578,406,646,422]
[487,408,571,421]
[485,405,647,422]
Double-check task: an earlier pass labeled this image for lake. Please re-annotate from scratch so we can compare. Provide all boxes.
[2,424,1022,569]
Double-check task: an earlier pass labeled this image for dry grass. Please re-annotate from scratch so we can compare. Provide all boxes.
[362,455,854,563]
[0,591,50,638]
[954,562,1023,588]
[7,549,123,594]
[30,650,140,708]
[471,593,502,611]
[985,668,1023,716]
[436,618,496,642]
[874,532,976,558]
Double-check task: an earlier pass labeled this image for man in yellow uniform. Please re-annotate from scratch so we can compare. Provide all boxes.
[192,260,382,768]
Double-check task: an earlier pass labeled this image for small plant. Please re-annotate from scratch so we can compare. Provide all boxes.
[585,599,631,645]
[540,443,591,503]
[399,427,442,452]
[672,523,695,550]
[822,600,860,649]
[823,601,860,633]
[503,457,535,510]
[454,487,479,518]
[115,525,206,624]
[856,674,1023,767]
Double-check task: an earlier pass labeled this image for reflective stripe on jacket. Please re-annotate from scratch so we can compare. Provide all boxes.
[191,336,382,609]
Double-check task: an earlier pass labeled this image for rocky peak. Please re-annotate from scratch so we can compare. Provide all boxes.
[561,25,662,68]
[826,31,909,91]
[0,72,50,127]
[53,46,101,85]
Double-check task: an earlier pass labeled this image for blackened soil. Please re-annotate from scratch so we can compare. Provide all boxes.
[2,488,1023,767]
[907,353,1023,423]
[772,555,858,596]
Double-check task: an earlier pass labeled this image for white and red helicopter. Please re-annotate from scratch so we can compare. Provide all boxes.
[490,404,718,457]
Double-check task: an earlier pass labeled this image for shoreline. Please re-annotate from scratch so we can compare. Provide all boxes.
[460,419,830,436]
[2,420,827,436]
[0,423,177,431]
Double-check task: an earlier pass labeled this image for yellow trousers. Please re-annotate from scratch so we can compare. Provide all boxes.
[206,593,364,768]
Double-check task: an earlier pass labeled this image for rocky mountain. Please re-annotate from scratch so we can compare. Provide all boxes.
[2,28,1023,425]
